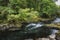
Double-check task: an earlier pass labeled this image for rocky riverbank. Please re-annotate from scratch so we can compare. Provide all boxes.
[0,18,60,40]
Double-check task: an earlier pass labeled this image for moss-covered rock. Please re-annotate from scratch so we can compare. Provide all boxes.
[45,23,60,29]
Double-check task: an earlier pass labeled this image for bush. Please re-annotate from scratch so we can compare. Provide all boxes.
[7,14,22,27]
[18,8,39,22]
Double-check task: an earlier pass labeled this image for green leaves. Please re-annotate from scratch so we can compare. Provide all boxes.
[9,0,27,8]
[0,0,59,24]
[39,0,57,18]
[6,8,39,24]
[18,8,39,22]
[0,0,9,6]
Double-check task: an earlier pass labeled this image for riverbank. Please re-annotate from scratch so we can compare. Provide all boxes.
[0,17,59,31]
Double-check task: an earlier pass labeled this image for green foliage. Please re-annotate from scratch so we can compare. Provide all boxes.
[0,0,59,24]
[0,6,8,20]
[7,14,18,23]
[8,0,58,18]
[0,0,9,6]
[56,6,60,17]
[9,0,27,8]
[39,0,57,18]
[18,8,39,22]
[0,6,16,20]
[6,14,22,27]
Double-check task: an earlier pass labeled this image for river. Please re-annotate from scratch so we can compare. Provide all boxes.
[0,18,60,40]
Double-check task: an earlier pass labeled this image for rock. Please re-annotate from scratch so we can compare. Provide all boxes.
[40,38,49,40]
[25,39,33,40]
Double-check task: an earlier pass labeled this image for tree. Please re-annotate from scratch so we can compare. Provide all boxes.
[39,0,57,18]
[0,0,9,6]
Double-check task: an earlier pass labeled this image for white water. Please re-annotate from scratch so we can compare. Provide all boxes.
[51,29,59,34]
[26,23,43,30]
[53,18,60,23]
[49,29,59,39]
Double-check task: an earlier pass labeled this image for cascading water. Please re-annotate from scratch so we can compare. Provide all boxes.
[51,29,59,34]
[0,18,60,40]
[53,18,60,23]
[24,22,59,40]
[25,22,43,30]
[49,29,59,40]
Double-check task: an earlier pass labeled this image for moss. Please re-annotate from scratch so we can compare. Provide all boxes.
[45,23,60,29]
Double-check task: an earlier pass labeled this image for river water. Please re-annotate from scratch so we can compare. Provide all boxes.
[0,18,60,40]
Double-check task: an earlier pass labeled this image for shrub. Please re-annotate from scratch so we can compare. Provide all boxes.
[18,8,39,22]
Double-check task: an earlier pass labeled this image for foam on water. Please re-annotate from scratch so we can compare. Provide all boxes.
[26,23,43,30]
[49,29,59,38]
[51,29,59,34]
[30,23,43,29]
[53,18,60,23]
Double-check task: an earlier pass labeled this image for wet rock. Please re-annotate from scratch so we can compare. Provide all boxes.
[25,39,33,40]
[55,32,60,40]
[0,24,21,31]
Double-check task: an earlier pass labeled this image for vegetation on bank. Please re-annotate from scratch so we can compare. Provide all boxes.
[45,23,60,29]
[0,0,60,28]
